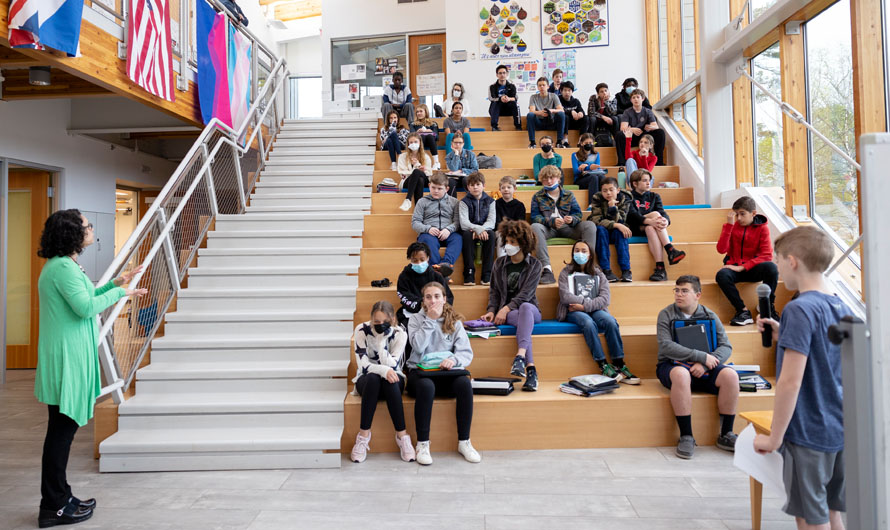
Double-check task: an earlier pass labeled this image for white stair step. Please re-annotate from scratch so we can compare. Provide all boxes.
[150,344,349,364]
[100,450,341,472]
[205,230,362,250]
[175,287,357,311]
[276,130,373,139]
[264,156,373,166]
[151,334,350,351]
[260,167,370,178]
[214,214,365,231]
[247,197,371,209]
[254,180,370,189]
[136,359,347,380]
[102,425,341,452]
[163,310,354,336]
[196,247,360,268]
[282,120,375,129]
[117,388,345,412]
[116,411,342,431]
[270,146,375,156]
[245,203,370,213]
[273,138,373,147]
[186,267,358,288]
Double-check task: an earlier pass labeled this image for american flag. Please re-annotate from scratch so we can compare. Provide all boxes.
[127,0,175,102]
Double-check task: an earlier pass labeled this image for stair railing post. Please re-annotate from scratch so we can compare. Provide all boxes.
[201,144,220,216]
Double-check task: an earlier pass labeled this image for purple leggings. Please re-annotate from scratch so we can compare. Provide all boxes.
[505,302,542,364]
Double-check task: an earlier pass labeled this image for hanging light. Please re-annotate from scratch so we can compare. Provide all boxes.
[29,66,51,86]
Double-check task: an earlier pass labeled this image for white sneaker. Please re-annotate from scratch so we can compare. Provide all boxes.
[398,177,406,190]
[350,432,371,463]
[390,162,398,171]
[458,439,481,463]
[399,199,413,211]
[395,434,416,462]
[415,441,433,465]
[432,159,441,170]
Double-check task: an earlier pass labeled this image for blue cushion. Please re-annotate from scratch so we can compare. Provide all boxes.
[627,235,672,244]
[468,127,486,132]
[497,320,581,336]
[664,204,711,209]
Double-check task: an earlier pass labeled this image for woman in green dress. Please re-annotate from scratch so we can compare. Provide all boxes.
[35,209,146,528]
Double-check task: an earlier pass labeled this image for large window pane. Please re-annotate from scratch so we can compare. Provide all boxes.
[331,36,407,108]
[684,97,698,132]
[806,0,858,247]
[751,0,779,19]
[681,0,696,79]
[658,0,670,98]
[752,43,784,187]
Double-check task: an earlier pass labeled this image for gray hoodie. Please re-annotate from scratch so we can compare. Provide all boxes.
[406,309,474,369]
[656,303,732,365]
[556,266,610,322]
[412,193,460,235]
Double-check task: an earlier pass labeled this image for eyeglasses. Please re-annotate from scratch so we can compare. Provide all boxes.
[84,223,94,230]
[673,288,695,295]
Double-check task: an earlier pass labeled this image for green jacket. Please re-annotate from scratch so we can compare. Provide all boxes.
[35,256,126,426]
[589,190,633,229]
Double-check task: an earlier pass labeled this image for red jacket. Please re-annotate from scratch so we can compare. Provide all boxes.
[625,135,657,171]
[716,214,773,270]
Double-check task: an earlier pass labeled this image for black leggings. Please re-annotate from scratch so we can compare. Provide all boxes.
[41,405,79,511]
[356,373,406,431]
[406,370,473,442]
[404,169,429,204]
[420,134,438,155]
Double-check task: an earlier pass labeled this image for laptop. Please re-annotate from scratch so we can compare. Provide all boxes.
[674,324,712,352]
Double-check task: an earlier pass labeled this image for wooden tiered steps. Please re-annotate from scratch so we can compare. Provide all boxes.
[345,124,773,455]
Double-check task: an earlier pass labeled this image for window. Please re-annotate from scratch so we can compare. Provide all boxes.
[805,0,858,247]
[683,97,698,132]
[751,43,784,188]
[289,77,323,119]
[658,0,670,98]
[331,36,407,108]
[750,0,779,19]
[681,0,696,80]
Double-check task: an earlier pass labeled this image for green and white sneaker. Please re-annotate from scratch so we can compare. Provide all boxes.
[617,365,641,385]
[601,363,622,381]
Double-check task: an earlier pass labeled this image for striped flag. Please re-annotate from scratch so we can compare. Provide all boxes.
[8,0,85,57]
[127,0,175,102]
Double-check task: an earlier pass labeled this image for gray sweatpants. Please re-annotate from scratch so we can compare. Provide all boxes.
[531,220,597,268]
[382,102,415,124]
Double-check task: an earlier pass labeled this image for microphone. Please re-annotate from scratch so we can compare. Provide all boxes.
[757,283,773,347]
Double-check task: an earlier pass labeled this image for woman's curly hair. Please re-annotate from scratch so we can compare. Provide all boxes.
[38,209,87,259]
[497,219,537,257]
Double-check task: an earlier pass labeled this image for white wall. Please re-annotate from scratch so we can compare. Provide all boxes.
[285,35,322,76]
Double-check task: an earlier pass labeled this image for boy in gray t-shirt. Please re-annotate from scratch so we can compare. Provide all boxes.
[526,77,565,148]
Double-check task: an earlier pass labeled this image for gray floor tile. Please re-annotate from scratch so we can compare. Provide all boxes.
[629,495,793,522]
[283,469,484,493]
[192,489,410,513]
[484,515,730,530]
[408,492,636,517]
[688,476,784,499]
[79,470,293,491]
[8,507,260,530]
[722,519,798,530]
[484,475,700,497]
[0,485,205,510]
[248,511,484,530]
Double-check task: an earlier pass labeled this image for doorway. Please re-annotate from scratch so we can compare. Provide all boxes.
[408,33,446,114]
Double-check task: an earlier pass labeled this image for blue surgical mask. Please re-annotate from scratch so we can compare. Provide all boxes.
[411,261,429,274]
[543,183,559,192]
[626,86,636,95]
[573,252,589,265]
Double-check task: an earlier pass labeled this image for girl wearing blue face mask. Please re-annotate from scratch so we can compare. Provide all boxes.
[396,241,454,328]
[615,77,652,115]
[351,300,414,464]
[557,241,639,384]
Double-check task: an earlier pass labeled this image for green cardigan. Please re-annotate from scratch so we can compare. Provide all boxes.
[35,256,126,427]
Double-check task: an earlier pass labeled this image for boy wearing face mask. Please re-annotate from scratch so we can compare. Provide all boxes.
[382,72,416,123]
[396,241,454,328]
[571,132,606,192]
[615,77,652,115]
[532,136,563,184]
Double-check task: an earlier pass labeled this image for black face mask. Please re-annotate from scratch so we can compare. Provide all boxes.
[373,322,391,334]
[583,144,594,151]
[541,144,552,153]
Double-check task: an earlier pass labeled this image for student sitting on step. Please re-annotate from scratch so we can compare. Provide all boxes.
[380,110,409,172]
[459,172,496,286]
[527,77,566,149]
[530,165,598,285]
[618,89,665,166]
[587,82,619,147]
[626,169,685,282]
[532,135,563,184]
[589,176,633,283]
[716,196,779,327]
[557,240,639,384]
[495,176,527,258]
[656,275,739,460]
[547,69,564,94]
[615,77,652,115]
[350,301,415,464]
[398,133,433,212]
[443,82,470,117]
[411,173,461,278]
[571,132,606,192]
[623,130,658,174]
[407,282,479,465]
[381,71,415,123]
[488,64,522,131]
[481,219,543,392]
[444,134,478,197]
[396,241,454,329]
[409,104,441,170]
[443,101,474,155]
[558,81,588,138]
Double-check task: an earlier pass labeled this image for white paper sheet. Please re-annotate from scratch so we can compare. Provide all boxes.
[733,424,787,505]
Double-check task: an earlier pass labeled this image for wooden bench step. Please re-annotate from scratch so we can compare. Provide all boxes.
[375,147,618,169]
[371,166,681,187]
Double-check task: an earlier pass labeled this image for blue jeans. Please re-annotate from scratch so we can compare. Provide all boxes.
[444,132,474,154]
[565,310,624,363]
[624,158,638,174]
[595,225,630,272]
[383,132,402,163]
[418,232,462,266]
[526,112,566,144]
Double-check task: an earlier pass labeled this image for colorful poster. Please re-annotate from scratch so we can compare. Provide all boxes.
[196,0,231,126]
[478,0,533,60]
[374,57,399,75]
[543,49,576,86]
[496,59,540,92]
[541,0,609,49]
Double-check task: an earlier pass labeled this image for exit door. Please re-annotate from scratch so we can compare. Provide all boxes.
[409,33,447,113]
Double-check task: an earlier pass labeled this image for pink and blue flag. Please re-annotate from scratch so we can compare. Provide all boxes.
[196,0,231,126]
[8,0,85,57]
[228,25,252,129]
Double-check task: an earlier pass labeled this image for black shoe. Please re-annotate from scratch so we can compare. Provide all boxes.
[370,277,391,288]
[436,263,453,278]
[528,142,536,149]
[539,268,556,285]
[667,247,686,265]
[603,270,619,283]
[510,355,527,377]
[463,276,476,286]
[649,268,667,282]
[560,140,571,149]
[71,497,96,511]
[730,309,754,326]
[481,275,491,286]
[716,432,738,452]
[770,303,780,321]
[515,123,522,131]
[522,367,538,391]
[620,270,633,282]
[38,503,93,528]
[491,125,501,131]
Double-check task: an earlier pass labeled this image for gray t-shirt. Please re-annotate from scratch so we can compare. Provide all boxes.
[443,117,470,132]
[621,107,657,129]
[529,93,561,111]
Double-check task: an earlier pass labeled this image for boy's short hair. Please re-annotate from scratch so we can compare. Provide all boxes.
[774,226,835,273]
[499,175,516,188]
[641,134,655,146]
[595,82,609,93]
[537,76,549,85]
[466,172,485,186]
[552,69,563,77]
[538,165,562,182]
[451,134,464,143]
[676,275,702,294]
[392,71,404,80]
[600,176,619,190]
[407,241,431,259]
[559,81,575,92]
[732,196,757,213]
[429,172,448,187]
[496,64,508,73]
[631,88,647,99]
[628,169,653,187]
[540,135,553,143]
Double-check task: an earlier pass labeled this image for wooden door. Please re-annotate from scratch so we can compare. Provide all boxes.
[408,33,447,112]
[6,169,50,369]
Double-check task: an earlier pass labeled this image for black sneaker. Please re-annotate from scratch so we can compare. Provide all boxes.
[716,432,738,452]
[667,247,687,265]
[463,276,475,286]
[603,270,619,283]
[770,303,780,321]
[481,275,491,286]
[528,142,537,149]
[510,355,527,377]
[437,263,453,277]
[620,270,633,282]
[730,309,754,326]
[522,366,538,391]
[491,125,501,131]
[38,501,93,528]
[649,268,667,282]
[539,268,556,285]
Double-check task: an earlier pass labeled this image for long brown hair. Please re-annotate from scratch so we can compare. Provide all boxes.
[385,110,401,128]
[405,132,424,165]
[564,240,601,276]
[575,132,596,163]
[422,282,464,334]
[414,103,434,127]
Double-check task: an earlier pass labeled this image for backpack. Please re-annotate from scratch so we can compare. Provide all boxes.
[476,153,502,169]
[594,131,614,147]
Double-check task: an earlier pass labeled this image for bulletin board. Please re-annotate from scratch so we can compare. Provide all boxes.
[496,59,540,92]
[543,49,576,86]
[541,0,609,50]
[478,0,533,60]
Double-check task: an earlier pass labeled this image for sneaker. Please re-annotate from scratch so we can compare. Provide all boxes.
[38,502,93,529]
[395,434,416,462]
[515,123,522,131]
[510,355,527,377]
[603,270,619,283]
[770,303,780,321]
[390,162,398,171]
[601,363,620,380]
[481,275,491,286]
[350,432,371,463]
[620,270,633,282]
[522,366,538,391]
[560,140,571,149]
[617,364,641,385]
[463,276,476,286]
[667,247,687,265]
[716,432,738,453]
[676,435,696,459]
[730,309,754,326]
[539,268,556,284]
[458,440,482,463]
[415,441,432,465]
[432,159,441,170]
[491,125,501,131]
[649,268,668,282]
[399,199,412,211]
[437,263,453,277]
[528,142,537,149]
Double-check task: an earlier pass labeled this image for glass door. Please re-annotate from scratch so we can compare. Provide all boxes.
[409,33,446,115]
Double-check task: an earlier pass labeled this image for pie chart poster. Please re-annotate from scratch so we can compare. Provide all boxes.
[478,0,534,60]
[541,0,610,50]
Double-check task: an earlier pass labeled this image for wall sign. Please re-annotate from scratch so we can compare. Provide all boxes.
[541,0,609,49]
[497,59,540,92]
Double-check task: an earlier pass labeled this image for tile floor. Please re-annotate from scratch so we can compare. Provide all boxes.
[0,370,796,529]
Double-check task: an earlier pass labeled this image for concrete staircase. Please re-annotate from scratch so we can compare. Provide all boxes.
[99,116,377,472]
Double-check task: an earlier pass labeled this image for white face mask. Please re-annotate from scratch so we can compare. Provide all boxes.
[408,143,420,151]
[504,244,520,256]
[453,89,462,97]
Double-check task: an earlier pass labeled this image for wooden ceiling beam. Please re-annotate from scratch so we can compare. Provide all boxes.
[0,67,112,99]
[274,0,321,21]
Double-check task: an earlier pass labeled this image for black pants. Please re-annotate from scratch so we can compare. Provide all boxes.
[448,175,467,197]
[355,373,406,431]
[406,370,473,442]
[419,134,438,156]
[614,128,666,166]
[715,262,779,312]
[588,115,619,146]
[489,100,521,128]
[41,405,79,511]
[461,229,496,279]
[404,169,429,204]
[564,114,588,136]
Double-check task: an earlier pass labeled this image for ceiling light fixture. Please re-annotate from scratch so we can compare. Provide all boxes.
[29,66,51,86]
